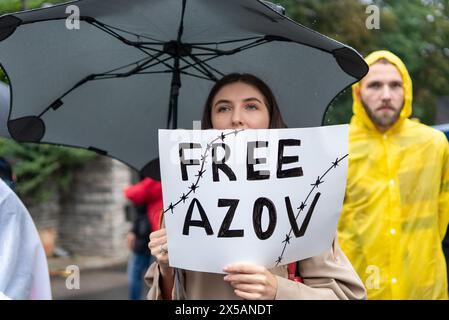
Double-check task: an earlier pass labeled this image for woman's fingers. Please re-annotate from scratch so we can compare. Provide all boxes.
[223,262,278,300]
[148,235,167,249]
[223,263,265,274]
[229,282,265,293]
[149,228,166,240]
[234,289,261,300]
[224,273,265,284]
[148,235,167,258]
[148,228,170,266]
[148,228,167,251]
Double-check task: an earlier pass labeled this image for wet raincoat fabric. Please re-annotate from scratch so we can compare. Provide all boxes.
[0,179,52,299]
[338,50,449,299]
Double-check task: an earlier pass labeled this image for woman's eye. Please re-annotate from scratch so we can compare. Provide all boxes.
[217,106,230,113]
[245,104,258,110]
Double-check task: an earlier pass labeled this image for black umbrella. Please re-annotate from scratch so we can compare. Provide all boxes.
[0,0,368,177]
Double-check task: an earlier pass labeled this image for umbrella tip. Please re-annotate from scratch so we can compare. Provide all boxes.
[333,47,369,80]
[8,116,45,143]
[261,1,286,15]
[0,15,22,42]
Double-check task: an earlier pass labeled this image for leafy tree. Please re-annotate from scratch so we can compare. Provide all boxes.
[0,0,65,13]
[277,0,449,125]
[0,140,96,201]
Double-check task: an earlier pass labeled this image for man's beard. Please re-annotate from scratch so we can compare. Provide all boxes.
[361,100,402,130]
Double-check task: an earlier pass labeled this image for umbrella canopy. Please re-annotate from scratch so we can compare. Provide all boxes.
[0,81,10,138]
[0,0,368,177]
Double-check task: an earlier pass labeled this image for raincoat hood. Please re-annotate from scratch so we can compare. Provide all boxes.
[351,50,413,133]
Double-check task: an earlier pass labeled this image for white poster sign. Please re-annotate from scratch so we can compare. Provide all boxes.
[158,125,348,273]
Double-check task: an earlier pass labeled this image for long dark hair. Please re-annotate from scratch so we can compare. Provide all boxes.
[201,73,287,129]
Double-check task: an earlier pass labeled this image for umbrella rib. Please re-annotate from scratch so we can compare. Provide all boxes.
[89,20,138,45]
[185,53,221,57]
[87,19,171,73]
[36,53,171,118]
[221,38,272,53]
[232,39,272,53]
[135,47,175,71]
[90,20,171,71]
[136,71,173,75]
[188,54,226,78]
[189,45,232,54]
[188,36,263,46]
[94,21,165,44]
[189,54,225,81]
[178,39,271,73]
[139,45,166,55]
[84,74,121,80]
[189,37,270,56]
[177,0,187,41]
[179,55,222,72]
[178,55,219,81]
[88,19,165,46]
[135,56,175,73]
[78,54,171,79]
[36,73,111,118]
[99,56,175,79]
[116,51,166,76]
[141,68,211,80]
[100,55,163,76]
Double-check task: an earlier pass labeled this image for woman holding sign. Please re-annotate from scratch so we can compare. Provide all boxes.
[145,73,365,300]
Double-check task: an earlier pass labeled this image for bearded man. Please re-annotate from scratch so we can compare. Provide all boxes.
[338,50,449,300]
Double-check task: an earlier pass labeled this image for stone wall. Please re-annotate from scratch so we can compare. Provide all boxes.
[27,184,60,231]
[28,156,133,259]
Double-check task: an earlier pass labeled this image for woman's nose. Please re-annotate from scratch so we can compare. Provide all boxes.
[231,109,244,127]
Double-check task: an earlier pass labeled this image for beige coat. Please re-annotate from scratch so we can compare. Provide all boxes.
[144,238,366,300]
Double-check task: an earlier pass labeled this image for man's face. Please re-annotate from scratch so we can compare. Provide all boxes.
[358,62,405,132]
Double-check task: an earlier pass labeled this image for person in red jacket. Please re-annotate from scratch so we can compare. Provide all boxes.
[124,177,163,232]
[124,176,163,299]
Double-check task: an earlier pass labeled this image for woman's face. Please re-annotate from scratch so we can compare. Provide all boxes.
[210,82,270,130]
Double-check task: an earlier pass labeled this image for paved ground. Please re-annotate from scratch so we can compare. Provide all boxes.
[51,263,132,300]
[49,255,150,300]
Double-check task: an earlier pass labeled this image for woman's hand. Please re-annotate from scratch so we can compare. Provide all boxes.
[149,228,172,276]
[223,263,278,300]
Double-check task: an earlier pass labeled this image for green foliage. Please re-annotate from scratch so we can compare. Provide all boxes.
[0,138,96,201]
[0,0,68,13]
[0,71,6,83]
[277,0,449,125]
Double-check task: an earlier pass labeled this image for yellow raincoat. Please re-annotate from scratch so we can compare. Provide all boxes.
[338,50,449,299]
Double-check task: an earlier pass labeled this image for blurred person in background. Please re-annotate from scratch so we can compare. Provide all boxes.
[124,175,163,300]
